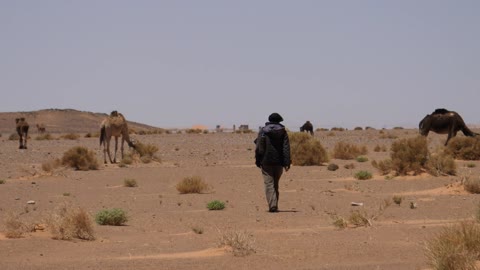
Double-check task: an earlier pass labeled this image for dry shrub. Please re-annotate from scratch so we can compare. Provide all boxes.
[354,127,363,131]
[8,133,19,140]
[463,176,480,194]
[41,158,62,173]
[333,217,348,229]
[123,178,137,187]
[3,213,31,238]
[332,142,367,160]
[119,153,133,166]
[348,210,370,227]
[186,129,203,134]
[289,132,329,166]
[61,133,79,140]
[134,141,160,162]
[327,163,339,171]
[47,204,95,241]
[176,176,208,194]
[331,127,345,131]
[371,160,392,175]
[374,145,388,152]
[425,221,480,270]
[61,146,99,171]
[35,133,54,140]
[354,170,373,180]
[446,137,480,160]
[379,133,398,139]
[426,151,456,176]
[219,230,256,257]
[344,163,355,169]
[390,136,428,175]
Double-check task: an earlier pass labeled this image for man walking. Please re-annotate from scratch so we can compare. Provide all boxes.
[255,113,291,213]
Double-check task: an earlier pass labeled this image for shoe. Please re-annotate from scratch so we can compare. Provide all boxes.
[269,207,278,213]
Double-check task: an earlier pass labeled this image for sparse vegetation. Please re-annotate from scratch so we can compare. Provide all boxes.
[47,205,95,240]
[446,137,480,160]
[374,144,388,152]
[41,158,62,173]
[133,141,160,163]
[371,160,392,175]
[354,127,363,131]
[327,163,339,171]
[0,179,5,184]
[176,176,209,194]
[61,146,99,171]
[332,142,368,160]
[289,132,329,166]
[207,200,225,210]
[219,230,256,256]
[35,133,54,140]
[466,163,476,168]
[192,226,204,234]
[348,210,370,227]
[332,217,348,229]
[425,221,480,270]
[61,133,80,140]
[8,133,19,140]
[354,170,373,180]
[123,178,138,187]
[186,129,204,134]
[95,208,128,226]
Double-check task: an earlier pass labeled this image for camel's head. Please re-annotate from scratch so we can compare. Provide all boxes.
[15,118,20,124]
[419,114,431,136]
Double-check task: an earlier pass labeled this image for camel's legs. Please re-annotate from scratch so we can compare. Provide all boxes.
[120,137,125,160]
[23,132,28,149]
[113,136,119,163]
[105,137,114,164]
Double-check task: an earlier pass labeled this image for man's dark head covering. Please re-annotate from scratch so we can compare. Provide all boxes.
[268,113,284,123]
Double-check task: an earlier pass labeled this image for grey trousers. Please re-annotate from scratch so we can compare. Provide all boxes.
[261,165,284,210]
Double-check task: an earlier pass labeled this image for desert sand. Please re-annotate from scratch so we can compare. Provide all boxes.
[0,127,479,270]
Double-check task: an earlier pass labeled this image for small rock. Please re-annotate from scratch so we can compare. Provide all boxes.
[27,200,36,205]
[351,202,364,206]
[410,202,417,209]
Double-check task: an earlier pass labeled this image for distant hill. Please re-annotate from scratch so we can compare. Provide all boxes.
[0,109,159,134]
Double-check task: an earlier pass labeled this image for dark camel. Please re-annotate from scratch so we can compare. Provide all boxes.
[36,124,46,134]
[16,118,29,149]
[100,111,136,164]
[419,108,478,145]
[300,121,314,135]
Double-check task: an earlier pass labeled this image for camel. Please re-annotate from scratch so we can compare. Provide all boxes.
[419,108,478,145]
[300,121,314,135]
[15,118,29,149]
[100,111,136,164]
[36,123,46,134]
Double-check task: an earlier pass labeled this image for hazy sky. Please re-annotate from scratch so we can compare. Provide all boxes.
[1,1,479,129]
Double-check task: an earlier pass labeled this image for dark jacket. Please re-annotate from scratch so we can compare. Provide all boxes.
[255,122,291,167]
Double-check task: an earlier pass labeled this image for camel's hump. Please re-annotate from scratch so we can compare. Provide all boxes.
[432,108,450,115]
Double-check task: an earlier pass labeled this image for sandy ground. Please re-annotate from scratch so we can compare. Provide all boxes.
[0,129,479,270]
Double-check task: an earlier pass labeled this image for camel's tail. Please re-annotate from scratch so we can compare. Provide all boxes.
[462,126,477,137]
[100,126,106,146]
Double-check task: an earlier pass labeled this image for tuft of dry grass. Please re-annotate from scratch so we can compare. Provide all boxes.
[41,158,62,173]
[176,176,209,194]
[348,210,371,227]
[133,141,160,163]
[392,195,403,205]
[61,146,99,171]
[371,160,392,175]
[219,230,256,257]
[35,133,54,140]
[425,221,480,270]
[332,217,348,229]
[289,132,329,166]
[47,204,95,241]
[332,142,368,160]
[446,137,480,160]
[374,144,388,152]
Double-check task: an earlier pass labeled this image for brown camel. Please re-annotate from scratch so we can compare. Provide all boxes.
[99,111,136,164]
[15,118,29,149]
[419,108,478,145]
[300,121,314,135]
[36,123,46,134]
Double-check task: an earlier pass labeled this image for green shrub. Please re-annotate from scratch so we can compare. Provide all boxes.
[95,208,128,226]
[354,170,373,180]
[176,176,208,194]
[426,151,456,176]
[425,221,480,270]
[61,146,99,171]
[390,136,428,175]
[327,163,339,171]
[289,132,329,166]
[446,137,480,160]
[356,156,369,162]
[332,142,368,160]
[207,200,225,210]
